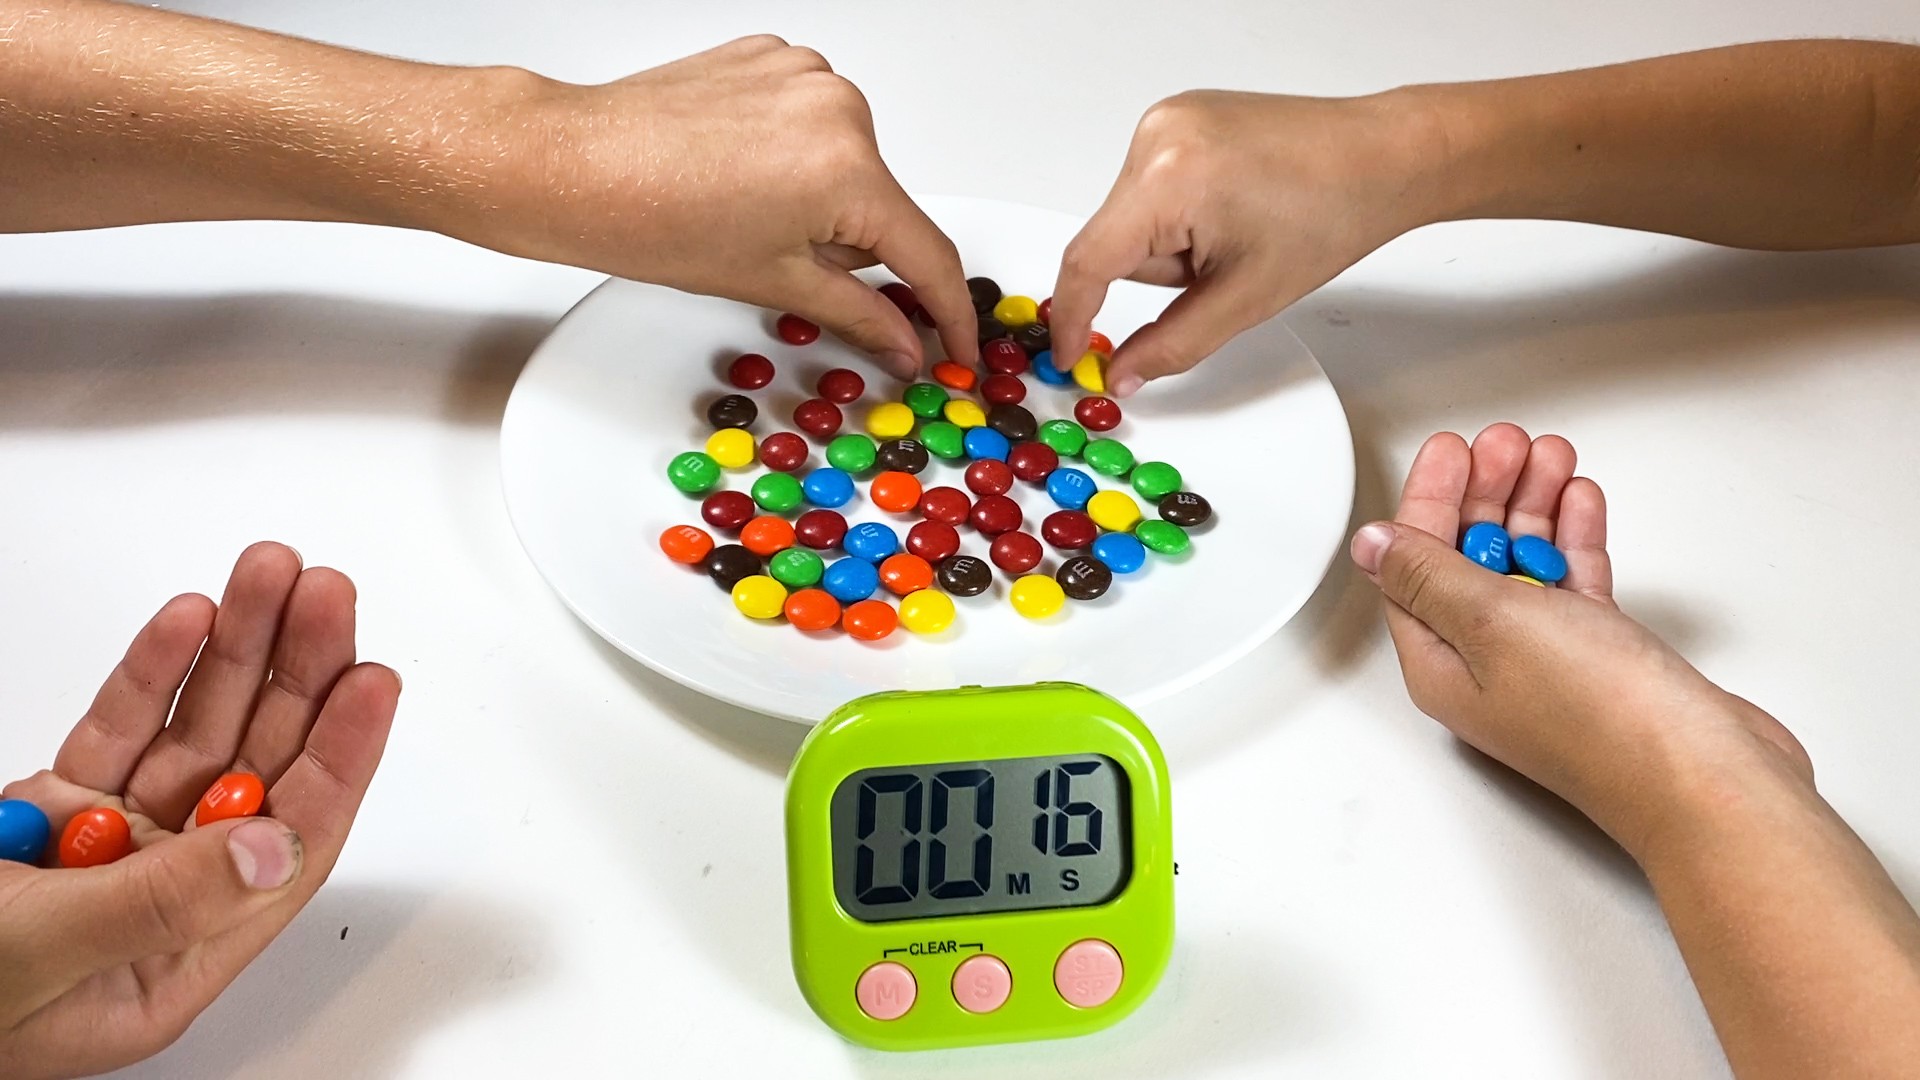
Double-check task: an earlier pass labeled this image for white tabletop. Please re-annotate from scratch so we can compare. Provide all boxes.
[3,2,1916,1077]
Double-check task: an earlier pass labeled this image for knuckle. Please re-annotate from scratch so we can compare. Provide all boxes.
[785,45,831,72]
[739,32,789,49]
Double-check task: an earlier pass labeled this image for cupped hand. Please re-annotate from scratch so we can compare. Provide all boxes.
[477,35,977,379]
[0,543,400,1080]
[1348,423,1811,858]
[1048,90,1442,396]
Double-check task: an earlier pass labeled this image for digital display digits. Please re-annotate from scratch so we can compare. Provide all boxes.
[828,754,1130,923]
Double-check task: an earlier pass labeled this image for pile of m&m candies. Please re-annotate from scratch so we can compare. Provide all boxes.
[1459,521,1568,586]
[0,771,267,867]
[661,276,1215,641]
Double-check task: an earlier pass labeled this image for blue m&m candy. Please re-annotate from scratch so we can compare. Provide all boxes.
[1460,521,1512,574]
[1511,535,1568,584]
[843,522,900,563]
[1092,532,1147,575]
[0,799,51,864]
[963,426,1011,462]
[1031,349,1072,386]
[802,467,856,508]
[1046,467,1097,511]
[822,557,880,602]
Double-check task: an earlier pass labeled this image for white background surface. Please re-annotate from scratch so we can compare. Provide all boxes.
[1,1,1916,1077]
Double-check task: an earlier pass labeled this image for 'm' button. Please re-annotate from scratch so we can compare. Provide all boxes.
[1053,939,1123,1008]
[856,961,917,1021]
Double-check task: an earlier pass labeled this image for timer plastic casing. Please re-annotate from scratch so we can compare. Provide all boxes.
[786,683,1174,1051]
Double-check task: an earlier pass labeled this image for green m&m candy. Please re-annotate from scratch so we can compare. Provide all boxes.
[826,434,877,473]
[769,548,825,588]
[902,382,950,419]
[668,451,722,494]
[1136,519,1190,555]
[1037,419,1087,458]
[1083,438,1134,478]
[918,421,965,460]
[750,472,805,513]
[1131,461,1182,501]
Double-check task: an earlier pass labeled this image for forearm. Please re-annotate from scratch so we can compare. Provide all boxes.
[1638,756,1920,1079]
[1401,40,1920,249]
[0,0,538,235]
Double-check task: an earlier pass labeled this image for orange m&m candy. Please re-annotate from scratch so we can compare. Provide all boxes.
[843,599,898,641]
[659,524,714,564]
[60,806,132,868]
[879,553,934,596]
[870,471,923,514]
[196,771,266,826]
[1087,331,1113,356]
[931,362,977,392]
[784,588,842,632]
[741,516,797,557]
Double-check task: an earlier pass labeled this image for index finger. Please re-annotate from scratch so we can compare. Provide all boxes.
[1049,186,1155,371]
[868,183,978,368]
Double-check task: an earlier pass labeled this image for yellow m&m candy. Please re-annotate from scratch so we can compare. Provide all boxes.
[867,402,916,440]
[992,295,1039,328]
[1071,351,1106,393]
[704,428,756,469]
[1009,574,1066,620]
[1086,490,1143,533]
[898,589,956,635]
[943,399,987,429]
[731,575,788,620]
[1507,574,1547,587]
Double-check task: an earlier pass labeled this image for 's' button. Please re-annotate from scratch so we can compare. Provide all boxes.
[951,954,1013,1014]
[1053,939,1124,1008]
[855,961,917,1021]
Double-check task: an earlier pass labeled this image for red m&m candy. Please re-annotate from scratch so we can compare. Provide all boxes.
[728,353,775,389]
[817,368,865,404]
[989,531,1043,574]
[983,340,1028,375]
[759,432,808,472]
[60,807,132,868]
[878,282,919,317]
[793,398,843,439]
[1041,510,1099,550]
[918,486,972,525]
[776,313,820,345]
[701,491,756,531]
[906,521,961,563]
[196,771,266,826]
[970,495,1023,536]
[1075,396,1123,432]
[794,509,849,550]
[1037,297,1052,325]
[660,524,715,564]
[981,373,1027,406]
[965,459,1014,496]
[1006,442,1060,483]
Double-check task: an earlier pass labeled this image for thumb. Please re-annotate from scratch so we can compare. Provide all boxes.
[1349,520,1510,644]
[782,260,923,381]
[53,817,302,974]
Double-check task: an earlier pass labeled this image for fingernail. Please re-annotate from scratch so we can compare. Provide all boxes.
[881,351,918,381]
[228,819,300,890]
[1112,374,1144,398]
[1349,522,1394,575]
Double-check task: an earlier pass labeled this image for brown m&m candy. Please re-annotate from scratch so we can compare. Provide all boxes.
[967,276,1002,312]
[936,554,992,596]
[986,404,1037,442]
[876,438,930,474]
[1057,555,1112,601]
[704,544,762,591]
[1159,491,1212,527]
[707,394,758,430]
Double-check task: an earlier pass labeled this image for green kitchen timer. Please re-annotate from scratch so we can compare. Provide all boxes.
[785,683,1174,1051]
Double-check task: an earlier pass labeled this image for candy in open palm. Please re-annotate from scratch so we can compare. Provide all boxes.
[0,542,401,1079]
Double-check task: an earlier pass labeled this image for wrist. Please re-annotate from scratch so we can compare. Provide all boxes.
[1377,79,1547,225]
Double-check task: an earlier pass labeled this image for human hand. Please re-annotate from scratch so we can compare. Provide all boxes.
[1347,423,1812,858]
[467,35,976,380]
[1048,90,1443,396]
[0,543,400,1080]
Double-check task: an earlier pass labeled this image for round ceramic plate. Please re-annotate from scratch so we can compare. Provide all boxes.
[500,195,1354,723]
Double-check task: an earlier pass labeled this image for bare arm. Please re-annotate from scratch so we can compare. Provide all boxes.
[1050,39,1920,392]
[0,0,978,372]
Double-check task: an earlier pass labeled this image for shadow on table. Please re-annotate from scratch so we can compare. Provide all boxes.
[114,885,546,1080]
[0,291,549,428]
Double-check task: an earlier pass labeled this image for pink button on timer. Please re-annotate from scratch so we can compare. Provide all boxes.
[1053,939,1124,1008]
[951,954,1013,1014]
[856,961,917,1021]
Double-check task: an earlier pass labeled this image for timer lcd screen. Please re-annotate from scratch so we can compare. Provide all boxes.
[828,754,1131,923]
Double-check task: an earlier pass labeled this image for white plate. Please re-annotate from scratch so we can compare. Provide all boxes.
[500,195,1354,723]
